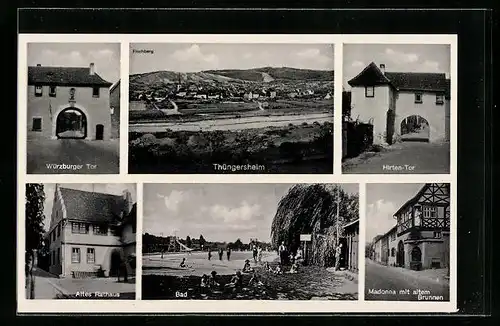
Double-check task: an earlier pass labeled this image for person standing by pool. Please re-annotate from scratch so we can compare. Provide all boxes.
[227,247,232,261]
[334,243,343,271]
[278,242,286,265]
[218,248,224,260]
[252,245,258,263]
[257,246,263,263]
[208,248,212,261]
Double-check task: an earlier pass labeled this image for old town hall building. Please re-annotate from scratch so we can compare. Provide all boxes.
[46,185,137,278]
[27,63,115,141]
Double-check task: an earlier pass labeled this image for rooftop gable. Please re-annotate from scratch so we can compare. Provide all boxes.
[59,187,125,224]
[28,66,113,87]
[393,183,432,217]
[347,62,391,87]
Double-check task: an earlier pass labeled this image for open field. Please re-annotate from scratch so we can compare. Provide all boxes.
[129,99,333,123]
[142,251,357,300]
[129,121,333,174]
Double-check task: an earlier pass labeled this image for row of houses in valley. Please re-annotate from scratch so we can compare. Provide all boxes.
[368,183,450,271]
[134,84,332,103]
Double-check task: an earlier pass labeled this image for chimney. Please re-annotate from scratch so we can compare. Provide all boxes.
[89,62,95,75]
[36,64,41,67]
[379,63,386,74]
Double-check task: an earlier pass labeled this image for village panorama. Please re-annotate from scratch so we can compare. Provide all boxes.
[128,43,334,174]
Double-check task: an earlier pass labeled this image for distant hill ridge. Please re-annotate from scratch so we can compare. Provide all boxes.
[130,66,334,85]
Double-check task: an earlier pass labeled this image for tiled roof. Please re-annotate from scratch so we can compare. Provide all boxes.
[59,187,124,224]
[348,62,448,93]
[28,66,112,87]
[385,72,447,92]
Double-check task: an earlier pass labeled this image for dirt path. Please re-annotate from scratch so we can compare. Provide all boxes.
[343,141,450,174]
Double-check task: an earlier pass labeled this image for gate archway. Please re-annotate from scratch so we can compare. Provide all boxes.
[56,107,87,139]
[400,115,430,142]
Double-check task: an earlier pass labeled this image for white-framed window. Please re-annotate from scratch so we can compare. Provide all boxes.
[93,224,108,235]
[71,247,81,263]
[71,222,89,234]
[423,205,438,218]
[49,86,57,97]
[365,86,374,97]
[110,107,114,115]
[436,94,444,105]
[415,93,423,103]
[32,117,42,132]
[35,85,43,97]
[87,248,95,264]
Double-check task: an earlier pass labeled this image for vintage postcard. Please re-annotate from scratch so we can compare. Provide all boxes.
[17,33,457,314]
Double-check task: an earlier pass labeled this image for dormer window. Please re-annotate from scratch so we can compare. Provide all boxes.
[436,94,444,105]
[35,85,43,97]
[415,93,423,104]
[365,86,374,98]
[49,86,57,97]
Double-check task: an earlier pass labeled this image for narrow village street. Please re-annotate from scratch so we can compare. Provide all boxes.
[365,259,449,301]
[28,267,135,299]
[343,141,450,174]
[27,139,119,174]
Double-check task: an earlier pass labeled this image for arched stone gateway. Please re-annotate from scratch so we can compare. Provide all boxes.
[52,103,92,140]
[399,115,430,142]
[56,107,87,139]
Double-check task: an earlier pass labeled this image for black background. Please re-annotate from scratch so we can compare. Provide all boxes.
[5,7,493,324]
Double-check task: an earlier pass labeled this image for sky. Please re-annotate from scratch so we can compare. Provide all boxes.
[143,183,358,243]
[27,43,120,84]
[365,183,425,242]
[40,183,137,232]
[129,43,335,74]
[343,44,450,90]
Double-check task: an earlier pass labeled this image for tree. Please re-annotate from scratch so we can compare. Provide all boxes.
[234,238,243,251]
[199,235,206,248]
[270,184,359,256]
[26,184,46,258]
[25,183,46,299]
[185,235,192,248]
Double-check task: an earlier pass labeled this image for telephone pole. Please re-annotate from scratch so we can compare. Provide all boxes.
[336,186,341,245]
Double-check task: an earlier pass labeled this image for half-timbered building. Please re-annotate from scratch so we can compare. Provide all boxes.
[393,183,450,270]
